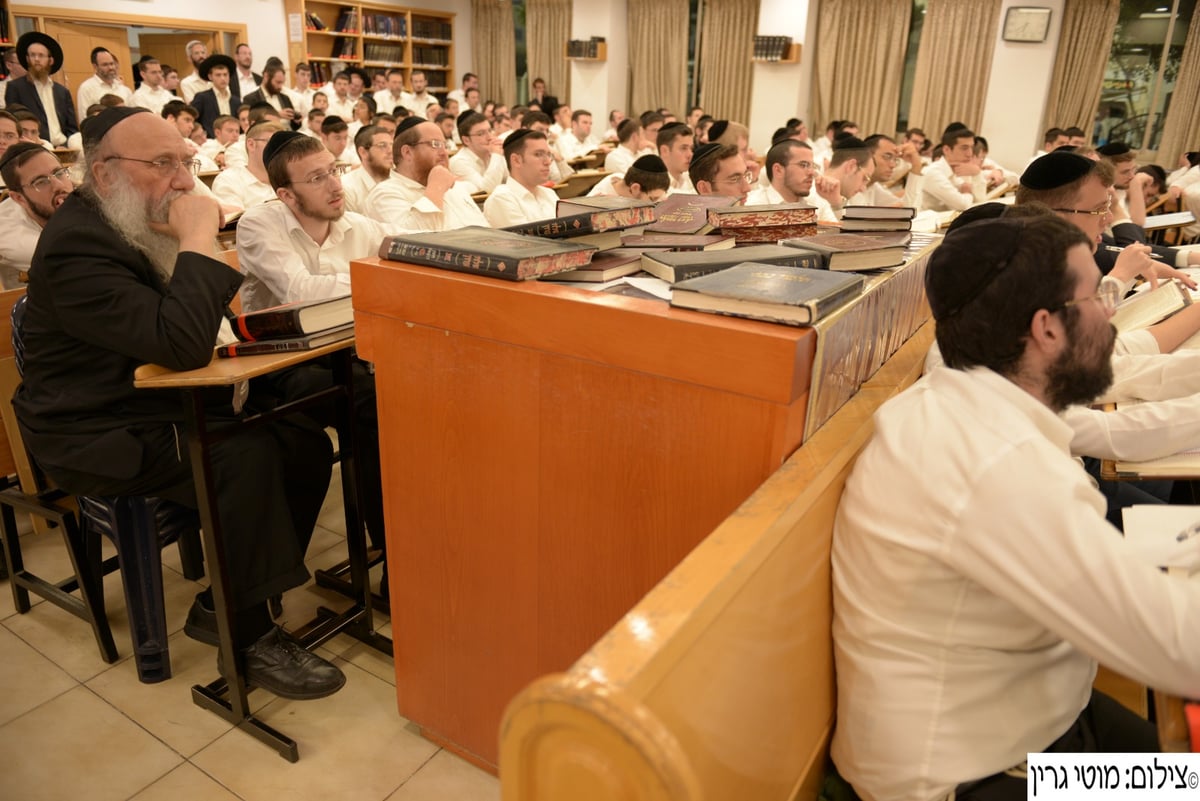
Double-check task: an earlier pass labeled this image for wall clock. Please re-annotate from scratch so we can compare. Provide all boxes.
[1002,7,1052,43]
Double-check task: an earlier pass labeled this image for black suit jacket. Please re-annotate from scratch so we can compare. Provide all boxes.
[192,87,241,137]
[241,90,299,129]
[533,93,559,116]
[5,77,79,141]
[12,192,242,479]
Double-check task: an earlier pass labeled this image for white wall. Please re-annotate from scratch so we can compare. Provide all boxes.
[978,0,1064,173]
[20,0,472,80]
[746,0,813,154]
[569,0,628,122]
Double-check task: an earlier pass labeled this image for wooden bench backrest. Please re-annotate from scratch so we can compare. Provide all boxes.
[0,287,28,481]
[499,324,935,801]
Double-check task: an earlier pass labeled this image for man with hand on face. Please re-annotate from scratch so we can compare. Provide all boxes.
[448,111,506,193]
[808,136,874,221]
[342,124,393,213]
[13,107,345,701]
[243,65,298,126]
[483,128,558,227]
[76,47,133,121]
[0,142,74,287]
[922,124,987,211]
[364,115,489,232]
[5,32,77,148]
[854,133,924,209]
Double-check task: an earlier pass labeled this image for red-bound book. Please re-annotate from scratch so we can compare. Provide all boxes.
[218,324,355,357]
[231,295,354,342]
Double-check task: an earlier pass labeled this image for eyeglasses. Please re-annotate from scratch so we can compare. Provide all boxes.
[104,156,201,176]
[715,171,753,187]
[787,160,814,170]
[1052,283,1121,314]
[19,166,72,192]
[1052,199,1112,217]
[285,163,351,187]
[369,142,393,151]
[527,149,554,161]
[465,129,492,139]
[411,140,447,150]
[0,131,18,143]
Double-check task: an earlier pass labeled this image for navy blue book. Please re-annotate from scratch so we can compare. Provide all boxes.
[670,262,865,326]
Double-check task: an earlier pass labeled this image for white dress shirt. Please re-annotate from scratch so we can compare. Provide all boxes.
[179,72,209,103]
[75,75,133,119]
[398,91,437,118]
[286,86,316,117]
[236,70,259,100]
[211,165,276,213]
[341,167,386,215]
[364,171,489,232]
[586,174,623,197]
[921,158,986,212]
[483,178,559,227]
[373,89,406,116]
[832,364,1200,801]
[323,92,357,122]
[447,147,507,194]
[0,198,41,288]
[604,145,637,175]
[744,184,785,205]
[31,77,65,146]
[130,84,173,116]
[668,172,696,195]
[236,200,388,311]
[555,131,593,162]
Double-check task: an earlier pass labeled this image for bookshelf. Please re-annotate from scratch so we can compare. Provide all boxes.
[751,36,800,64]
[0,0,10,50]
[284,0,454,92]
[565,38,606,62]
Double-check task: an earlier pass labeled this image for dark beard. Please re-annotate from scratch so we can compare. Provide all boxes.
[1045,313,1116,412]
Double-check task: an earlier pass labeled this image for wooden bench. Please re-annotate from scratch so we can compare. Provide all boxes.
[498,323,934,800]
[498,320,1162,798]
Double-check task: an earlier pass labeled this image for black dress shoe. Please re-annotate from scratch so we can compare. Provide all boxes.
[225,626,346,701]
[184,592,219,646]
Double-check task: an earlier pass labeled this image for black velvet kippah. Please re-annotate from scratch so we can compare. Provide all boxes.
[1020,151,1093,190]
[945,202,1007,234]
[926,218,1027,320]
[832,134,866,151]
[395,116,426,136]
[707,120,729,142]
[0,141,48,173]
[262,130,307,168]
[502,127,538,157]
[1097,141,1131,157]
[81,106,151,148]
[691,142,723,165]
[630,154,667,173]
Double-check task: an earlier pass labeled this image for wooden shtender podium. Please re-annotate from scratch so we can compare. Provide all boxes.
[351,258,820,769]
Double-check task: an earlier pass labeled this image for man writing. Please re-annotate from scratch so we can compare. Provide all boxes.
[585,154,669,202]
[364,115,489,232]
[448,111,506,193]
[0,142,73,287]
[5,32,77,148]
[831,214,1200,801]
[76,47,133,121]
[13,107,344,700]
[483,128,559,227]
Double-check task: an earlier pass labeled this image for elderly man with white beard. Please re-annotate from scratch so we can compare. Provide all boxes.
[12,107,347,701]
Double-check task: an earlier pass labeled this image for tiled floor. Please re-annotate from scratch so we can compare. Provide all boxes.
[0,471,501,801]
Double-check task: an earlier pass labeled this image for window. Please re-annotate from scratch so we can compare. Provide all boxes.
[896,0,927,134]
[1094,0,1195,150]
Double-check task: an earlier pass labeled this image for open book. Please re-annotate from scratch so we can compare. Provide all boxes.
[1110,279,1191,334]
[1121,505,1200,575]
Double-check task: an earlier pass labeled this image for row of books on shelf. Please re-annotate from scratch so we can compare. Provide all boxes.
[364,43,405,63]
[567,37,605,58]
[411,46,451,66]
[412,19,452,40]
[331,36,358,58]
[364,13,407,37]
[753,35,793,61]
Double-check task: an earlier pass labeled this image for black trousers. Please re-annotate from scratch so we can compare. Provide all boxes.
[44,413,332,613]
[256,357,385,549]
[954,690,1160,800]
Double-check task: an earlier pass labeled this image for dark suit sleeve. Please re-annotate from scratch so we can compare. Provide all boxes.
[1111,221,1185,264]
[56,84,78,137]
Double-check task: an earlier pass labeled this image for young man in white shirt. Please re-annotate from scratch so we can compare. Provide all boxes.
[130,58,173,116]
[212,119,284,214]
[342,124,393,214]
[586,154,670,201]
[603,118,641,175]
[689,142,751,203]
[364,115,488,233]
[832,214,1175,801]
[445,72,477,111]
[398,69,436,118]
[448,111,506,194]
[523,110,572,183]
[854,133,924,209]
[0,142,72,287]
[374,68,406,117]
[923,125,988,212]
[322,72,356,121]
[75,47,133,120]
[483,128,559,227]
[746,139,816,206]
[657,121,695,195]
[198,114,242,169]
[232,43,260,101]
[285,62,316,118]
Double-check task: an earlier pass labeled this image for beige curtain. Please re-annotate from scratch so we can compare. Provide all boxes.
[628,0,690,117]
[1157,10,1200,167]
[470,0,518,107]
[527,0,572,106]
[907,0,1003,137]
[697,0,760,121]
[1040,0,1120,140]
[812,0,911,138]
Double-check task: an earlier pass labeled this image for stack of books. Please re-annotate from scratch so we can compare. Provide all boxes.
[505,197,658,283]
[840,206,916,233]
[779,231,911,271]
[707,203,819,243]
[220,296,355,357]
[379,226,598,281]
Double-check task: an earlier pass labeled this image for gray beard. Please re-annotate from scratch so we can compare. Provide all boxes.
[87,171,186,281]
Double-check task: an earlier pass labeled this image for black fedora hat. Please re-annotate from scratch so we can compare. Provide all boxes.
[16,32,64,75]
[198,53,237,82]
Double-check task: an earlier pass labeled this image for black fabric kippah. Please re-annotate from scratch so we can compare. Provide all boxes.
[833,134,866,150]
[395,116,425,136]
[926,218,1027,320]
[1097,141,1131,157]
[0,141,47,173]
[262,130,307,168]
[630,154,667,173]
[1020,151,1093,189]
[707,120,729,141]
[456,109,475,127]
[502,127,537,156]
[691,142,723,165]
[81,106,150,148]
[945,202,1007,234]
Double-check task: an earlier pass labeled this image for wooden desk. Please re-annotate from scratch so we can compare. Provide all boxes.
[1145,211,1196,246]
[198,170,220,189]
[352,258,826,767]
[134,341,390,761]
